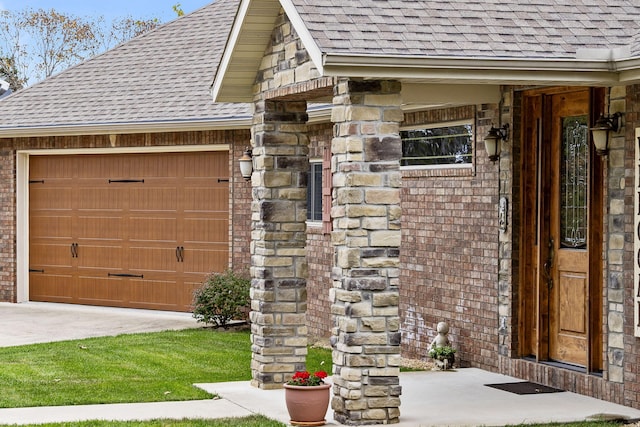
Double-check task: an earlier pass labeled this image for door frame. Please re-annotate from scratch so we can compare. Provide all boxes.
[16,144,229,303]
[518,86,604,373]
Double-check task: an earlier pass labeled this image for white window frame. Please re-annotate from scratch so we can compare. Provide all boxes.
[306,159,323,224]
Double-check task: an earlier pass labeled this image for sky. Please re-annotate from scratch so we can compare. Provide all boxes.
[0,0,211,22]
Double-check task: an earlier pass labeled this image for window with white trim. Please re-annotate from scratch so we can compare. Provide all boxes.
[400,120,474,168]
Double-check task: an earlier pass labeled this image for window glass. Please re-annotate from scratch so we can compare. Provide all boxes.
[307,162,322,221]
[401,122,473,167]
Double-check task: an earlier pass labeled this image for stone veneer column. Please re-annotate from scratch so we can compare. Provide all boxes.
[330,79,403,425]
[250,99,309,389]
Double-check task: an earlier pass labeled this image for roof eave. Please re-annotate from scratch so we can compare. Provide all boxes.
[0,117,252,138]
[321,54,631,86]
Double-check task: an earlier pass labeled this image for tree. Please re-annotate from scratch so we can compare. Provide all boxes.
[0,56,24,91]
[173,3,185,17]
[0,8,160,90]
[22,9,97,81]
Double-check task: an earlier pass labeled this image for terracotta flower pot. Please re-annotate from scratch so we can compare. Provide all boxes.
[283,383,331,426]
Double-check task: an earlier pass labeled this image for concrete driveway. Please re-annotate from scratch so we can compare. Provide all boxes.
[0,302,200,347]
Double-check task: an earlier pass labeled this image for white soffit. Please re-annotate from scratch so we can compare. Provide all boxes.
[212,0,281,102]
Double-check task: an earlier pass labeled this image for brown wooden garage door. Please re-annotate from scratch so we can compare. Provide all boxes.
[29,151,229,312]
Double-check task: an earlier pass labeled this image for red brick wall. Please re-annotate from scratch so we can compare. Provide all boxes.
[0,144,16,302]
[306,123,333,341]
[399,106,500,370]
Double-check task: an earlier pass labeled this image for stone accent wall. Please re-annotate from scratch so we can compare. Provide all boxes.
[496,90,515,361]
[607,85,626,385]
[256,9,325,100]
[399,105,500,369]
[249,99,310,389]
[0,130,251,304]
[624,84,640,408]
[330,79,403,425]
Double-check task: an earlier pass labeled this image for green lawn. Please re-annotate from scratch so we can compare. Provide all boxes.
[0,329,249,408]
[0,328,332,409]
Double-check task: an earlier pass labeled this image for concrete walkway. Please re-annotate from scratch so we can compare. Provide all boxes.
[0,302,199,347]
[1,302,640,426]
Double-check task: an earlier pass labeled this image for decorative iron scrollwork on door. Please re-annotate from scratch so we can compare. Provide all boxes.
[560,116,588,249]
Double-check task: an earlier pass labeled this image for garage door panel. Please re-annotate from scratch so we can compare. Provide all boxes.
[76,155,129,179]
[135,154,178,178]
[30,216,73,239]
[184,218,228,244]
[184,248,228,275]
[30,188,74,210]
[30,243,74,268]
[76,216,125,240]
[128,278,179,309]
[129,217,178,242]
[31,156,76,179]
[129,188,178,212]
[76,276,127,305]
[30,273,75,302]
[183,187,228,212]
[76,245,125,270]
[129,247,179,273]
[184,152,228,178]
[76,188,126,211]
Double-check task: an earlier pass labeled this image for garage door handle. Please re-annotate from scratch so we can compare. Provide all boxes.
[71,243,78,258]
[176,246,184,262]
[108,273,144,279]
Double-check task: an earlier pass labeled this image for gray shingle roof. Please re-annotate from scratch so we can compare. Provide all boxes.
[0,0,250,134]
[291,0,640,59]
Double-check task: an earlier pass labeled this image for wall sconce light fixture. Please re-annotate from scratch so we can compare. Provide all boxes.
[590,112,622,156]
[484,124,509,162]
[238,147,253,181]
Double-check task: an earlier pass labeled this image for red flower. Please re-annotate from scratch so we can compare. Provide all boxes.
[287,369,329,386]
[315,371,328,379]
[292,371,310,380]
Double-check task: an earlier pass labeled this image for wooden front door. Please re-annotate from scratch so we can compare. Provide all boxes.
[521,87,603,371]
[29,151,229,312]
[548,91,590,366]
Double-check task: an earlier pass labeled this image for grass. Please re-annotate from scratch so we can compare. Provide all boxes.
[0,328,252,408]
[0,328,333,409]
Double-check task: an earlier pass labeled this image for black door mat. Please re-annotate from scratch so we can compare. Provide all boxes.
[485,381,565,395]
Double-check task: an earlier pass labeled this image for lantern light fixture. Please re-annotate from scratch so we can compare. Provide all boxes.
[484,124,509,162]
[590,112,622,156]
[238,147,253,181]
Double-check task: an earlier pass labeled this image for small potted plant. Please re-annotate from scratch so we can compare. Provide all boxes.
[284,369,331,426]
[429,345,456,370]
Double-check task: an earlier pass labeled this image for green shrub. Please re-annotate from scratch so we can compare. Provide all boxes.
[192,270,251,328]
